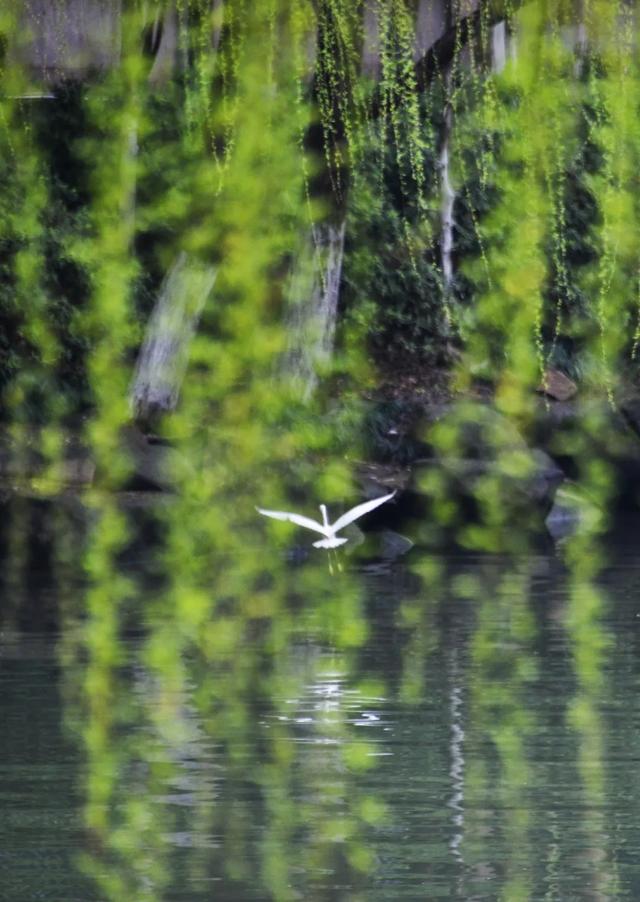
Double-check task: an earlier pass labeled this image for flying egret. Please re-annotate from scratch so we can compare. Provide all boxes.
[257,490,396,548]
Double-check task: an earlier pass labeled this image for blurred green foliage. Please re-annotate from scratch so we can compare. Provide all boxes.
[1,7,640,900]
[341,83,451,366]
[3,0,640,426]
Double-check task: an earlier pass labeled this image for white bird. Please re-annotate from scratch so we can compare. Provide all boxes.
[257,491,396,549]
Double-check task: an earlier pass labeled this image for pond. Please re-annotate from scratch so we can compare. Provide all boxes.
[2,494,640,901]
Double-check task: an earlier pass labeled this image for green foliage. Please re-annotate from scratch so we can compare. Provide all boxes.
[1,1,640,496]
[341,86,451,365]
[5,0,640,419]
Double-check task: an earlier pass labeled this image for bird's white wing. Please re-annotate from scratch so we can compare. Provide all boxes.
[256,507,330,536]
[331,490,396,534]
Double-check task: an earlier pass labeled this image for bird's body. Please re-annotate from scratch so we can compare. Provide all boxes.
[257,491,396,548]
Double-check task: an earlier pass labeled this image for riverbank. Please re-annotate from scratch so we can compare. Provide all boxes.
[3,363,640,549]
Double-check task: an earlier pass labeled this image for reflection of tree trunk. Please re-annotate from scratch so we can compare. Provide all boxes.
[448,648,465,867]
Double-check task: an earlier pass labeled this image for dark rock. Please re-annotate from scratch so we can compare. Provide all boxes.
[538,369,577,401]
[61,456,95,485]
[619,392,640,439]
[545,483,602,541]
[120,425,187,491]
[356,462,411,496]
[531,396,640,508]
[411,449,563,505]
[361,398,432,464]
[378,530,414,559]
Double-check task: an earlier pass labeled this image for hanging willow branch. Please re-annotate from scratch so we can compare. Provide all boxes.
[368,0,526,119]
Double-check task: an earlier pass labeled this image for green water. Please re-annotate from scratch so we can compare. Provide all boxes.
[2,498,640,901]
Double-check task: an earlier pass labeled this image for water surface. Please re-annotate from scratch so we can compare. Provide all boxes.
[2,504,640,901]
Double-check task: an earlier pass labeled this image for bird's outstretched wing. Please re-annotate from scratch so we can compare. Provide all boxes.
[331,490,396,534]
[256,507,330,536]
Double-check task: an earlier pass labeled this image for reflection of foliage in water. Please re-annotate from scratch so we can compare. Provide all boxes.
[61,494,383,900]
[0,490,629,898]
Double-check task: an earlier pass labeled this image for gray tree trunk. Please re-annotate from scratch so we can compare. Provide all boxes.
[130,253,217,421]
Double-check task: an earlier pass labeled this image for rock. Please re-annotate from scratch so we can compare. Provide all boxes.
[412,450,563,505]
[618,392,640,439]
[356,462,411,496]
[61,456,95,486]
[531,396,640,509]
[409,399,565,502]
[361,397,432,464]
[120,426,189,491]
[356,401,568,534]
[0,431,96,487]
[525,449,566,501]
[545,483,602,541]
[346,527,413,562]
[426,399,527,460]
[378,530,414,559]
[538,369,577,402]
